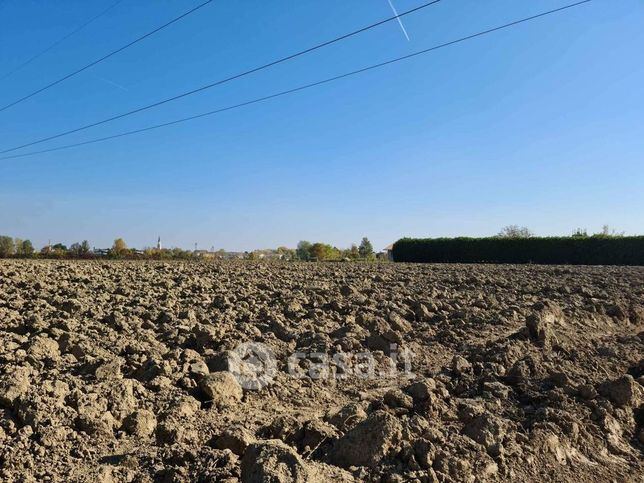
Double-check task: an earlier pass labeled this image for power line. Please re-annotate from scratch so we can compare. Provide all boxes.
[1,0,126,81]
[0,0,215,113]
[0,0,442,154]
[0,0,592,162]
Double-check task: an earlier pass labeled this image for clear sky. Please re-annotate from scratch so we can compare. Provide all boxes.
[0,0,642,251]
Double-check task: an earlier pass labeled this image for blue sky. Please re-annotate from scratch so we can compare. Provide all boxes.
[0,0,642,251]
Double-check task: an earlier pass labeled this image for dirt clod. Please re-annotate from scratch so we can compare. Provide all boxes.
[329,411,402,468]
[241,440,311,483]
[123,409,157,437]
[199,371,243,406]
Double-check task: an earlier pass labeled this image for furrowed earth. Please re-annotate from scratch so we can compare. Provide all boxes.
[0,260,642,482]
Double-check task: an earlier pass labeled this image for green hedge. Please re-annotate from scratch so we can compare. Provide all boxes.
[392,236,644,265]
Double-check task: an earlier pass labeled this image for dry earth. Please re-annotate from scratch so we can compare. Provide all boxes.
[0,260,642,482]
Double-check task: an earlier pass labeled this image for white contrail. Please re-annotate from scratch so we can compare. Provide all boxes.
[387,0,410,41]
[93,74,129,92]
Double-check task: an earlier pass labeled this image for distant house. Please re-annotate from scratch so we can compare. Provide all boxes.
[383,243,394,261]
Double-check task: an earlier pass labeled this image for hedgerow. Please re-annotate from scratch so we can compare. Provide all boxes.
[392,236,644,265]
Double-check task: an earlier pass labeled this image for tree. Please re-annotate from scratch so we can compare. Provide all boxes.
[22,240,34,257]
[45,243,67,258]
[0,236,15,257]
[69,240,91,257]
[572,228,588,238]
[296,241,312,261]
[276,246,295,260]
[112,238,127,256]
[496,225,533,238]
[168,247,191,259]
[358,237,374,259]
[595,225,624,238]
[69,243,82,257]
[14,238,24,256]
[309,243,338,261]
[343,244,360,260]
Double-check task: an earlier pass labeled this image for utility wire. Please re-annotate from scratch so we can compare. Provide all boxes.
[0,0,442,154]
[0,0,592,162]
[1,0,126,81]
[0,0,215,113]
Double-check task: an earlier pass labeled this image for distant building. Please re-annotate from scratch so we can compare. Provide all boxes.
[383,243,394,261]
[157,237,162,250]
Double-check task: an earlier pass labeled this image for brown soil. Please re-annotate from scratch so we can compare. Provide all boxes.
[0,260,642,482]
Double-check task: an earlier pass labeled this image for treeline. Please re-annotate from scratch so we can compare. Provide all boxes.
[295,237,377,261]
[392,235,644,265]
[0,236,101,259]
[0,236,196,260]
[229,238,381,261]
[109,239,196,260]
[0,236,35,257]
[0,235,382,262]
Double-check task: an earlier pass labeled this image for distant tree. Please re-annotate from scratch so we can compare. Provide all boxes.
[572,228,588,238]
[358,237,374,259]
[595,225,624,238]
[309,243,338,261]
[496,225,533,238]
[69,243,82,257]
[22,240,35,257]
[342,244,360,260]
[112,238,127,255]
[308,243,324,260]
[14,238,24,256]
[296,241,312,261]
[276,246,295,260]
[169,247,192,259]
[0,236,15,257]
[68,242,90,257]
[45,243,67,258]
